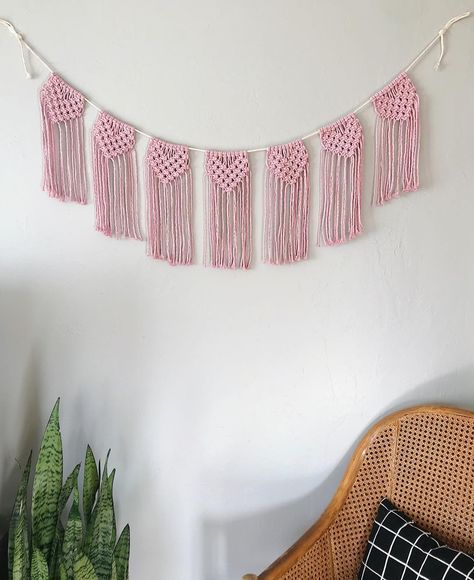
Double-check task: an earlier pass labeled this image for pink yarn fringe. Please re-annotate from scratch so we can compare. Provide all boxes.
[264,141,309,264]
[40,74,87,203]
[146,139,193,265]
[372,73,420,205]
[205,151,251,269]
[318,114,363,245]
[92,112,141,239]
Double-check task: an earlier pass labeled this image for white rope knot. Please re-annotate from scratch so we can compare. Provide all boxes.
[0,18,32,78]
[435,11,471,70]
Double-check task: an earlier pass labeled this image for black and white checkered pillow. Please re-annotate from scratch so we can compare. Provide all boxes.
[358,498,474,579]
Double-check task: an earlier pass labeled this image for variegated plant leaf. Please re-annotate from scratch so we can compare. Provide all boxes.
[113,525,130,580]
[32,398,63,559]
[83,457,104,556]
[11,501,28,580]
[58,463,81,517]
[87,452,114,580]
[73,554,98,580]
[83,446,99,527]
[62,485,83,579]
[108,469,116,547]
[50,522,64,580]
[31,548,49,580]
[111,561,118,580]
[58,562,68,580]
[84,452,108,556]
[8,451,31,580]
[49,463,80,573]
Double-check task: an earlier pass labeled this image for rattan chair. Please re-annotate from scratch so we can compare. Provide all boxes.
[243,405,474,579]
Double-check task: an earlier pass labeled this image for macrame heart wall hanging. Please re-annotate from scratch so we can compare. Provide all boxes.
[40,73,87,204]
[205,151,252,269]
[0,12,471,269]
[145,139,193,266]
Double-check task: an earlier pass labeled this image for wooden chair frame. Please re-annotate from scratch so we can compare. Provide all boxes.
[243,405,474,580]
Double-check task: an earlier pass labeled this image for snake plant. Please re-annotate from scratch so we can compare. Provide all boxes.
[7,399,130,580]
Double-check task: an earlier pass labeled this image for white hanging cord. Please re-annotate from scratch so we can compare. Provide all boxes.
[434,11,470,70]
[0,12,471,153]
[0,18,32,78]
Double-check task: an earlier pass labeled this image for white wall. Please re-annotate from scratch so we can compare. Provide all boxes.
[1,1,473,578]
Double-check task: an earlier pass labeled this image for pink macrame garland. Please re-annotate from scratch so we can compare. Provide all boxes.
[205,151,251,269]
[145,138,193,265]
[264,140,310,264]
[372,73,420,205]
[40,73,87,203]
[318,114,363,245]
[92,112,142,239]
[36,68,425,264]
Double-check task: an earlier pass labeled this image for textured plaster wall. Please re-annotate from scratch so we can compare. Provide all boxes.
[0,1,473,578]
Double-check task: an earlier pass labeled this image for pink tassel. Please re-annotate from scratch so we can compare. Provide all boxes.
[205,151,251,269]
[318,114,363,245]
[92,112,141,239]
[372,73,420,205]
[145,139,193,265]
[264,140,309,264]
[40,74,87,203]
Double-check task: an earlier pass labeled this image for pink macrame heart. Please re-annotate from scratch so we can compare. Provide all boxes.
[147,139,189,184]
[93,112,135,159]
[266,140,308,185]
[206,151,249,193]
[320,114,363,158]
[372,73,418,121]
[41,73,84,123]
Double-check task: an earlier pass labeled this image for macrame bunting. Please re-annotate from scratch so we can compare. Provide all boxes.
[2,12,469,268]
[372,73,420,205]
[205,151,251,269]
[318,114,363,245]
[264,141,310,264]
[40,73,87,203]
[92,112,142,239]
[145,138,193,265]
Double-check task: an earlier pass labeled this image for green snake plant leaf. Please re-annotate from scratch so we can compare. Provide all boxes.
[49,522,64,580]
[32,399,63,559]
[113,525,130,580]
[87,452,115,580]
[83,446,99,527]
[30,548,49,580]
[111,561,118,580]
[58,463,81,517]
[8,451,32,580]
[83,453,107,556]
[49,463,80,573]
[62,485,83,579]
[11,500,28,580]
[73,554,98,580]
[58,562,68,580]
[108,469,116,490]
[108,469,117,547]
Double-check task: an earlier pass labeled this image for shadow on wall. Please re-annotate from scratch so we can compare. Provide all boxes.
[0,287,43,531]
[201,367,474,580]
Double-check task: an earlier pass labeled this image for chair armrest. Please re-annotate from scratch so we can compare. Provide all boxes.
[245,529,333,579]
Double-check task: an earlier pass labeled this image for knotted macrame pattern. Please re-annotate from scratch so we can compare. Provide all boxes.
[319,114,363,245]
[92,112,141,239]
[205,151,251,269]
[264,140,310,264]
[146,138,193,265]
[372,73,420,205]
[40,73,87,203]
